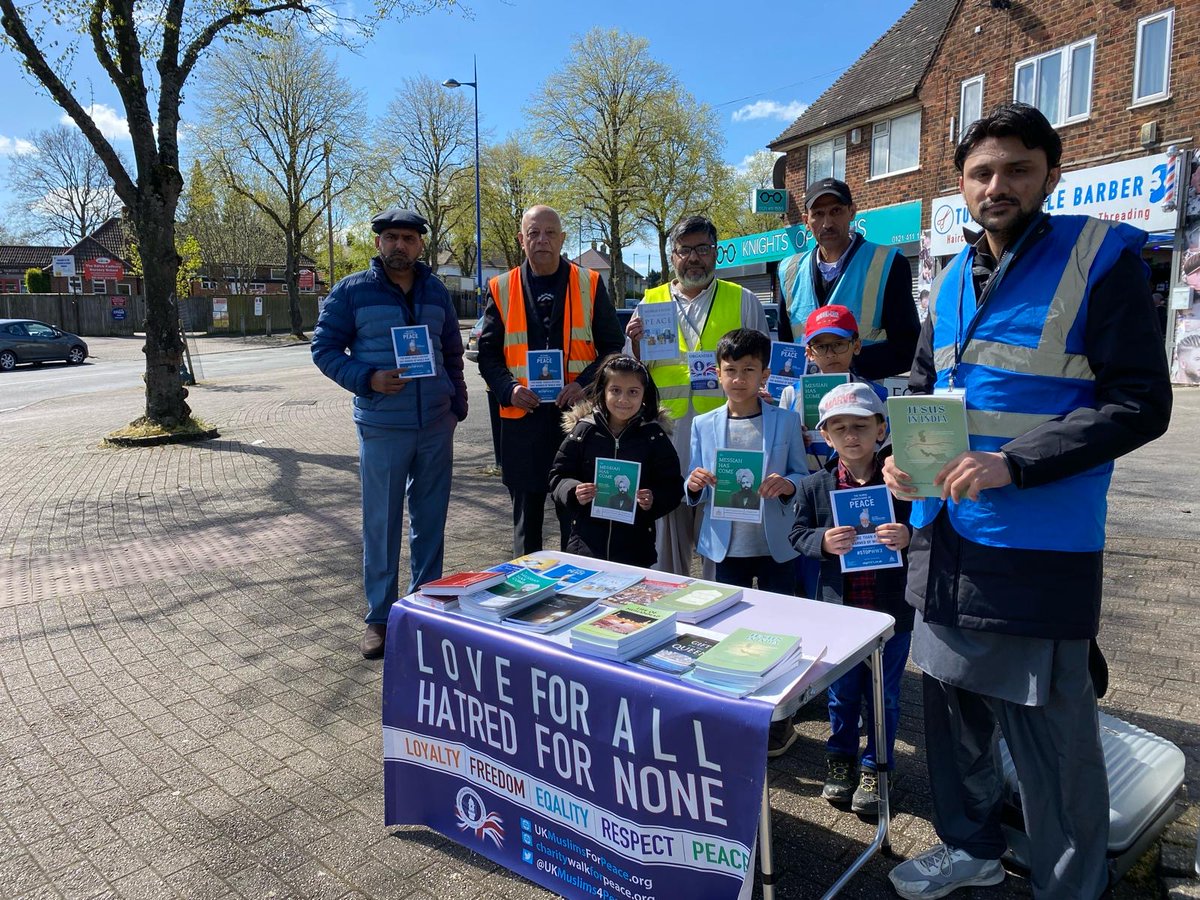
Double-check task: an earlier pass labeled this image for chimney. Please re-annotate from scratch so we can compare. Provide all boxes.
[590,241,597,251]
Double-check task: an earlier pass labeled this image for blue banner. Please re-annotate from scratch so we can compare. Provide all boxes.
[383,604,773,899]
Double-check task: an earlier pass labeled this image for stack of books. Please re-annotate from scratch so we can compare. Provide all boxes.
[650,581,742,623]
[458,569,560,622]
[605,577,688,607]
[682,628,804,697]
[409,570,509,612]
[569,604,677,661]
[632,632,720,676]
[502,594,602,633]
[558,571,645,602]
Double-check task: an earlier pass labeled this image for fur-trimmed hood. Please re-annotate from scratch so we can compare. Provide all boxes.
[561,400,675,435]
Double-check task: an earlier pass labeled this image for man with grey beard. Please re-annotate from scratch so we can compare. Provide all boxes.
[626,215,769,577]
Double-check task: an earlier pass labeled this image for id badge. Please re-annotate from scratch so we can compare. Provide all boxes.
[934,386,966,399]
[687,351,718,391]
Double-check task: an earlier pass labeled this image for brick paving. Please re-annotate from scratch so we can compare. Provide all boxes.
[0,340,1197,899]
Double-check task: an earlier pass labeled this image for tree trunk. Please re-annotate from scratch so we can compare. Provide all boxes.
[657,231,669,285]
[135,196,190,427]
[285,231,304,337]
[609,212,625,307]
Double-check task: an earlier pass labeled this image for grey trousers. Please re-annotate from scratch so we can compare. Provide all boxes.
[922,649,1109,899]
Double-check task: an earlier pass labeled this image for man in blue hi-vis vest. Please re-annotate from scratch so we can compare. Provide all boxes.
[884,104,1172,900]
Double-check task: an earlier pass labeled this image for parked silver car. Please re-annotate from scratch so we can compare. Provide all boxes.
[0,319,89,371]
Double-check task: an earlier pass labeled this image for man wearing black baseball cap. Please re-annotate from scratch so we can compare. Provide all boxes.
[312,207,468,659]
[776,177,919,381]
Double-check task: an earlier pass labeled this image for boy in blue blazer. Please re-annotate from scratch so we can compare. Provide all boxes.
[685,329,808,595]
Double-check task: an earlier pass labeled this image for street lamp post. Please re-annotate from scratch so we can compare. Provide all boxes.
[442,57,484,316]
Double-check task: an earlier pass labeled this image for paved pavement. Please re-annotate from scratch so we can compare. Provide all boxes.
[0,337,1198,899]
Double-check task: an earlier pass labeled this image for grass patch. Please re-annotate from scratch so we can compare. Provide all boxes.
[104,416,219,446]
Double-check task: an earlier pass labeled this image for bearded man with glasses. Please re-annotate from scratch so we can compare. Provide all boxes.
[626,215,770,576]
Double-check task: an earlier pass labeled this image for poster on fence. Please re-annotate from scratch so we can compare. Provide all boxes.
[383,604,772,900]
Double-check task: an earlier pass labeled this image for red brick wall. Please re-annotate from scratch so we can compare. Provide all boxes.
[781,1,1198,226]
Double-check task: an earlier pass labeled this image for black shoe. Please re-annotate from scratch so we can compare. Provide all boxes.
[360,623,386,659]
[766,716,798,758]
[851,768,880,816]
[822,753,858,804]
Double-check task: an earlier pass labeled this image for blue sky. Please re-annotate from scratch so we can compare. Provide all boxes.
[0,0,914,264]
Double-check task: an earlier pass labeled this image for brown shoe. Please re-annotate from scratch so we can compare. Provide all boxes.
[360,623,386,659]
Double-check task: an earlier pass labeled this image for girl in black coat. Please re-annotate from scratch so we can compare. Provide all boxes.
[549,355,683,567]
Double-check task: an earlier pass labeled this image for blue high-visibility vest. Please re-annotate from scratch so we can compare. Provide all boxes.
[779,237,897,342]
[910,215,1147,552]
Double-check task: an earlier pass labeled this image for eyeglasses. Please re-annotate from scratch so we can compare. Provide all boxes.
[807,340,852,357]
[673,243,716,259]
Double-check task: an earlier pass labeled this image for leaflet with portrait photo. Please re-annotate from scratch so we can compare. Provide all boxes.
[637,302,680,361]
[591,457,641,525]
[767,341,804,400]
[390,325,436,378]
[526,349,564,401]
[829,484,904,573]
[712,448,764,523]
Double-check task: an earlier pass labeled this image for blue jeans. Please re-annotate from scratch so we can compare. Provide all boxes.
[358,417,455,624]
[826,629,911,771]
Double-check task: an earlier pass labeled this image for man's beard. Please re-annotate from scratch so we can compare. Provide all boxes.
[677,266,713,290]
[978,193,1046,246]
[383,252,414,271]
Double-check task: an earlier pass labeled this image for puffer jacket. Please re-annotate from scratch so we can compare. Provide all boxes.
[312,257,467,428]
[549,402,683,567]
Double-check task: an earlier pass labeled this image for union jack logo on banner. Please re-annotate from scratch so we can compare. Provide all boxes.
[455,787,504,847]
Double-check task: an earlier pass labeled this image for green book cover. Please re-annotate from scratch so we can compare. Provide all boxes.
[886,394,969,498]
[712,448,764,523]
[694,628,801,675]
[570,603,673,642]
[654,582,741,615]
[467,568,558,603]
[799,373,851,427]
[592,457,641,525]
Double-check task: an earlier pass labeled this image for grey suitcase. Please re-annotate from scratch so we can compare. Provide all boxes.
[998,711,1185,881]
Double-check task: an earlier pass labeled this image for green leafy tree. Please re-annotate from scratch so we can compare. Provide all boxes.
[24,267,50,293]
[0,0,459,430]
[711,150,784,241]
[530,29,681,303]
[479,138,560,269]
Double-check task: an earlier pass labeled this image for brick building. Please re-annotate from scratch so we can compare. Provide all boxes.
[765,0,1199,380]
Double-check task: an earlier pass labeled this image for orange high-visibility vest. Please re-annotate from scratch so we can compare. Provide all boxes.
[491,263,598,419]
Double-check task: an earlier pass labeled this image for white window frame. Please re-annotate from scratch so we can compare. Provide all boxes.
[269,267,286,280]
[92,279,108,294]
[200,279,218,290]
[1013,37,1095,127]
[870,110,921,179]
[1132,9,1173,105]
[248,282,267,293]
[115,283,132,296]
[67,276,82,294]
[807,135,847,183]
[959,75,985,139]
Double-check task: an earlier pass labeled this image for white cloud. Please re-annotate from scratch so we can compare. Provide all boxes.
[731,100,808,124]
[0,135,36,155]
[60,103,131,141]
[735,151,784,176]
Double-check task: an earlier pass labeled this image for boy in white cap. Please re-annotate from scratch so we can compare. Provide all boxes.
[789,381,912,815]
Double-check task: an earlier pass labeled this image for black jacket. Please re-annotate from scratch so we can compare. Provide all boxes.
[790,455,914,632]
[478,257,625,492]
[777,234,920,381]
[549,404,683,567]
[905,219,1172,639]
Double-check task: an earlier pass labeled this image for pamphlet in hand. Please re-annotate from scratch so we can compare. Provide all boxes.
[632,632,720,676]
[637,302,680,361]
[591,458,641,525]
[683,628,805,697]
[686,351,719,391]
[799,373,851,427]
[712,448,764,523]
[527,349,564,401]
[390,325,436,378]
[652,581,743,623]
[558,570,645,601]
[886,394,969,498]
[830,484,904,573]
[767,341,804,400]
[569,603,678,661]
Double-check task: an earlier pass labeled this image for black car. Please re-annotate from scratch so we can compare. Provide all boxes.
[0,319,89,371]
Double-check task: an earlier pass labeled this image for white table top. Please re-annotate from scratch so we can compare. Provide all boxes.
[413,550,895,718]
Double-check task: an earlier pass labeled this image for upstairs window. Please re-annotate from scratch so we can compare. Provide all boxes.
[871,110,921,178]
[808,135,847,182]
[1014,38,1094,126]
[1133,9,1173,104]
[959,76,984,138]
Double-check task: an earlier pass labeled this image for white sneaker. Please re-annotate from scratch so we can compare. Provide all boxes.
[888,843,1005,899]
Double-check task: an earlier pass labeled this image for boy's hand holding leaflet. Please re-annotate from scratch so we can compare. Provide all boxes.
[636,488,654,510]
[822,525,857,555]
[687,467,716,494]
[574,482,597,504]
[759,472,796,499]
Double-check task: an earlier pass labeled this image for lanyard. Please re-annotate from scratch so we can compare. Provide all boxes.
[950,214,1044,388]
[672,280,717,352]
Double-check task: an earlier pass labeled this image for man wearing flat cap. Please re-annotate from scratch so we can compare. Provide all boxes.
[777,178,919,381]
[477,204,624,556]
[313,207,468,659]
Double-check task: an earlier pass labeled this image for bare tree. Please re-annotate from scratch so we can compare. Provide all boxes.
[530,29,679,303]
[0,0,455,430]
[194,27,365,336]
[5,125,124,243]
[372,75,474,274]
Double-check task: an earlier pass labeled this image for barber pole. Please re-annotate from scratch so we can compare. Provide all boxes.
[1162,147,1179,212]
